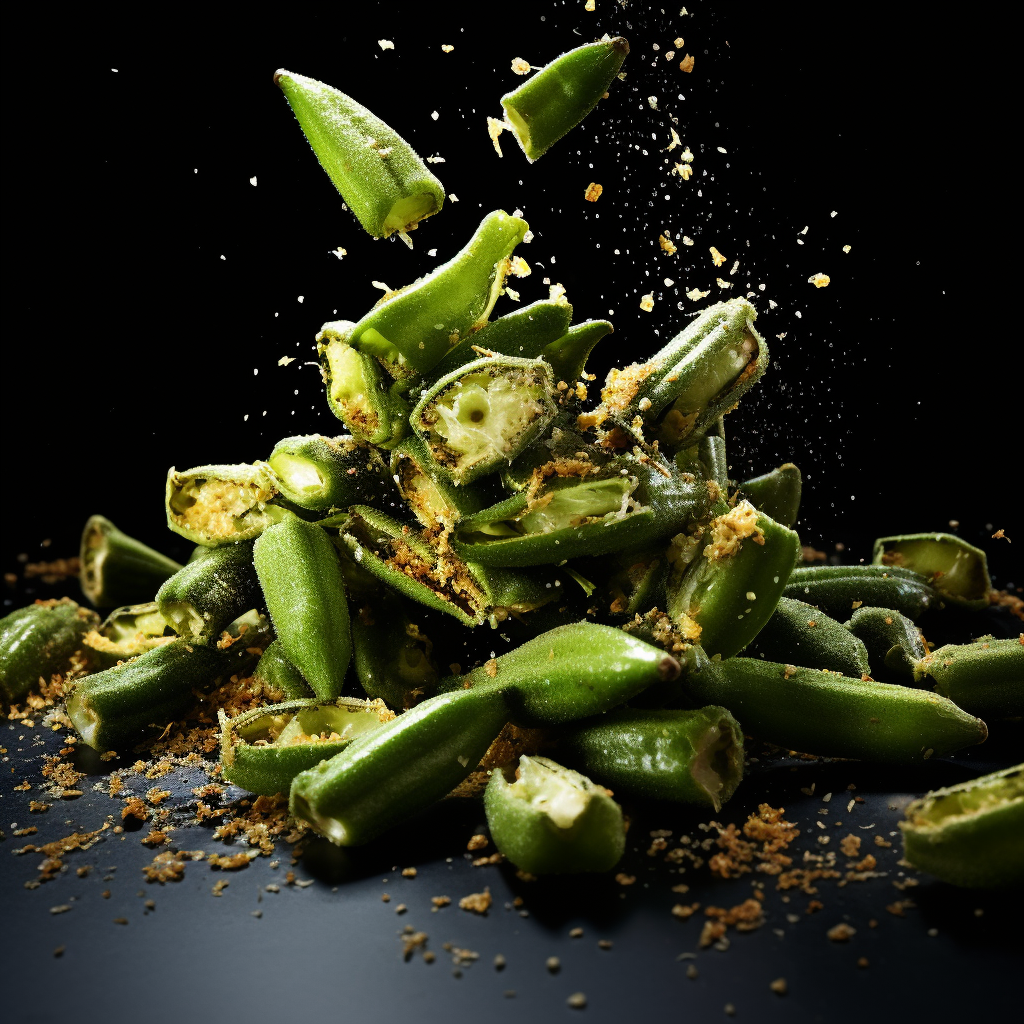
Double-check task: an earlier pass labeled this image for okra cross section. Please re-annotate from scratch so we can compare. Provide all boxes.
[872,532,992,609]
[267,434,390,512]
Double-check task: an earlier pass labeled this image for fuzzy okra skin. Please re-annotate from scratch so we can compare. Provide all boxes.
[253,640,314,700]
[79,515,183,608]
[484,756,625,874]
[274,70,444,240]
[784,564,935,621]
[497,37,629,161]
[289,686,510,846]
[736,463,802,529]
[872,532,992,609]
[899,764,1024,888]
[914,637,1024,720]
[267,434,390,512]
[845,605,927,683]
[0,599,100,701]
[541,319,614,386]
[556,706,744,812]
[685,657,988,762]
[253,519,352,701]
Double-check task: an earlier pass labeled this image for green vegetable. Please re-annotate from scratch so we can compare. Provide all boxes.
[541,319,613,386]
[737,463,802,528]
[845,605,927,683]
[82,602,175,666]
[914,637,1024,720]
[253,639,314,700]
[872,532,992,609]
[79,515,182,608]
[784,564,935,621]
[267,434,389,512]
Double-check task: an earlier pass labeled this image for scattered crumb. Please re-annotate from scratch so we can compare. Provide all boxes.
[567,993,587,1010]
[459,888,492,914]
[467,834,489,851]
[827,923,856,942]
[770,978,788,996]
[808,273,830,288]
[585,182,604,202]
[679,54,695,72]
[640,293,655,312]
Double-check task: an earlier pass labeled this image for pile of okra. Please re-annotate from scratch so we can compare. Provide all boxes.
[2,39,1021,883]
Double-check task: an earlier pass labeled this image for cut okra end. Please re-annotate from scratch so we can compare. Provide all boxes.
[872,533,992,608]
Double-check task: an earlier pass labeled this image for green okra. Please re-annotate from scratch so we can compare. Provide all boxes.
[253,518,352,701]
[666,502,800,660]
[541,319,613,386]
[267,434,390,512]
[156,540,259,641]
[496,36,629,161]
[79,515,183,608]
[484,756,625,874]
[784,564,935,621]
[845,605,927,683]
[166,464,289,546]
[438,622,681,726]
[914,637,1024,720]
[410,355,558,486]
[675,434,730,503]
[81,602,175,666]
[595,548,668,618]
[743,596,870,678]
[872,532,992,609]
[737,463,802,529]
[0,599,100,702]
[289,685,510,845]
[316,323,411,448]
[351,587,439,710]
[274,70,444,242]
[342,210,529,376]
[684,657,988,762]
[253,640,314,700]
[219,697,394,796]
[66,612,269,752]
[899,764,1024,888]
[556,706,744,811]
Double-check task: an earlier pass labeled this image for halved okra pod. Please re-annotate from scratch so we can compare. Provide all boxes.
[82,602,176,667]
[289,685,511,845]
[783,564,935,621]
[736,463,802,529]
[0,599,100,701]
[872,532,992,609]
[219,697,394,795]
[253,639,314,700]
[845,605,927,683]
[743,596,870,678]
[79,515,183,608]
[899,764,1024,888]
[165,464,288,546]
[484,756,625,874]
[683,657,988,762]
[267,434,390,512]
[253,518,352,701]
[541,319,614,387]
[156,540,259,641]
[914,637,1024,720]
[274,70,444,241]
[495,36,629,161]
[556,706,744,811]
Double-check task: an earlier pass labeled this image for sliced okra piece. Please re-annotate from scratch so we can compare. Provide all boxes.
[274,70,444,242]
[410,355,558,486]
[316,323,411,448]
[684,657,988,762]
[899,764,1024,888]
[484,756,625,874]
[499,420,604,494]
[541,319,614,387]
[253,518,352,701]
[743,596,870,678]
[736,463,802,529]
[666,502,800,660]
[592,548,668,618]
[914,636,1024,720]
[343,210,529,377]
[784,564,935,621]
[0,599,99,702]
[351,588,439,710]
[166,463,289,546]
[156,540,259,641]
[494,36,629,161]
[556,706,743,811]
[82,602,175,667]
[219,697,394,796]
[267,434,390,512]
[438,622,681,726]
[67,612,268,752]
[872,532,992,609]
[289,685,510,845]
[79,515,183,608]
[254,639,314,700]
[845,605,927,683]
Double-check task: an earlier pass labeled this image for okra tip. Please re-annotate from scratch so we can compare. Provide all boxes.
[608,36,630,56]
[658,654,682,681]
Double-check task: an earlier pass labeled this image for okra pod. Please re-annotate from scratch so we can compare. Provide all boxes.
[0,599,99,702]
[684,657,988,762]
[79,515,183,608]
[744,596,870,677]
[219,697,393,796]
[253,639,314,700]
[497,37,629,161]
[289,686,510,845]
[156,540,259,641]
[556,706,744,811]
[675,434,730,502]
[873,532,992,609]
[274,70,444,241]
[484,756,625,874]
[82,602,175,666]
[541,319,613,387]
[737,463,802,528]
[267,434,390,512]
[899,764,1024,888]
[253,518,352,701]
[784,564,935,621]
[845,605,927,683]
[914,637,1024,720]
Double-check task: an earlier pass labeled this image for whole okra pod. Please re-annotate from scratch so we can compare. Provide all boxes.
[914,636,1024,720]
[845,605,927,683]
[253,639,314,700]
[784,564,935,621]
